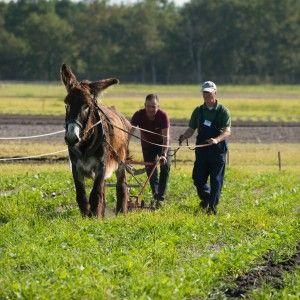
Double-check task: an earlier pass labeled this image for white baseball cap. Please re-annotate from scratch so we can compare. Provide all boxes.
[202,81,217,93]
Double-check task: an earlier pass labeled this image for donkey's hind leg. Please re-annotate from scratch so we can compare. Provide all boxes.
[116,164,128,214]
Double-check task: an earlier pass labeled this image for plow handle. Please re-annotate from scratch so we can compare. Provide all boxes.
[137,158,160,197]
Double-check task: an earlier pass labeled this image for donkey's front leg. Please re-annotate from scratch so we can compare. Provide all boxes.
[116,165,128,214]
[89,162,106,218]
[71,165,90,217]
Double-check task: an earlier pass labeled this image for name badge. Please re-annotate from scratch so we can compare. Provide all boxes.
[203,120,212,127]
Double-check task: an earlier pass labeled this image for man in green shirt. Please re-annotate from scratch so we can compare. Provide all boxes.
[179,81,231,214]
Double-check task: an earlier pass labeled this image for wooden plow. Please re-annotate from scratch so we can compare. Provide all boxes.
[106,158,161,211]
[126,158,161,211]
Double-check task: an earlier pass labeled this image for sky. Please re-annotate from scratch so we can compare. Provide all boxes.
[2,0,191,7]
[110,0,190,6]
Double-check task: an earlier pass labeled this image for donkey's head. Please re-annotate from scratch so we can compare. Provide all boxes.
[61,64,119,146]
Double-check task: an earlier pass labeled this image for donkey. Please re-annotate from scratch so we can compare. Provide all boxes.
[61,64,131,218]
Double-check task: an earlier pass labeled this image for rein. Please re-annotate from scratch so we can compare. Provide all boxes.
[97,118,211,150]
[87,109,166,138]
[92,102,211,149]
[67,100,211,150]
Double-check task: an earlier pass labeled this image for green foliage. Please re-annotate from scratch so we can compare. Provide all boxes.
[21,11,78,80]
[0,165,299,298]
[0,14,28,80]
[0,0,299,83]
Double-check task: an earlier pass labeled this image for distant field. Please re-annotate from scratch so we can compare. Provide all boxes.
[0,83,299,122]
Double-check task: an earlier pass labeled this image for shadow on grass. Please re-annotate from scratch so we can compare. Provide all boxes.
[0,214,9,225]
[36,202,119,220]
[36,203,78,220]
[170,202,200,215]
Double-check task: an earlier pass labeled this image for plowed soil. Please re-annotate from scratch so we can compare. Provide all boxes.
[0,114,299,143]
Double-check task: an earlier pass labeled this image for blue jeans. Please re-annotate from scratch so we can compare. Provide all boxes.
[142,147,171,200]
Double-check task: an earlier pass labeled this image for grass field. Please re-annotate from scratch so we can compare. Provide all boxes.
[0,82,299,298]
[0,83,300,122]
[0,162,299,298]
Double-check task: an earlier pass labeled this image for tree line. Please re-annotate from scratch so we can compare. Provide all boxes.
[0,0,299,83]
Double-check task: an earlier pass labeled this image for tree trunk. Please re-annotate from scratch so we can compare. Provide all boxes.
[195,51,202,83]
[166,66,171,84]
[186,24,202,83]
[151,58,156,84]
[141,64,145,83]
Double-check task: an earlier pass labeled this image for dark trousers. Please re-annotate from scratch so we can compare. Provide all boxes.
[142,147,171,200]
[192,150,226,208]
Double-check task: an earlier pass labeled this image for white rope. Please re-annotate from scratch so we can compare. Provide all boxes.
[88,107,205,147]
[131,140,212,149]
[0,129,65,140]
[0,149,67,162]
[89,119,167,138]
[106,120,212,149]
[131,125,167,137]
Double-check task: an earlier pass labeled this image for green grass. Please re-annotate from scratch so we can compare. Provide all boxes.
[0,83,300,122]
[0,163,299,298]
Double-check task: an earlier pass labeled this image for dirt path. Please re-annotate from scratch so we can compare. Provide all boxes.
[0,115,299,143]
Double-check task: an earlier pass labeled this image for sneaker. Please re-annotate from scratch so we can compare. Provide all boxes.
[199,201,209,210]
[155,200,164,209]
[150,200,156,209]
[207,206,217,215]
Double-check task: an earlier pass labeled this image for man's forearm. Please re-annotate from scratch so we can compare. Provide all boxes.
[181,127,195,140]
[215,128,231,143]
[161,128,170,156]
[161,137,169,156]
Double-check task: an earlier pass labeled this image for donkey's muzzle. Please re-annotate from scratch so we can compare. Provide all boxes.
[65,134,80,146]
[65,123,81,146]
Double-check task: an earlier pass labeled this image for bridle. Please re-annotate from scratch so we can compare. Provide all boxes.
[64,119,84,130]
[64,96,102,140]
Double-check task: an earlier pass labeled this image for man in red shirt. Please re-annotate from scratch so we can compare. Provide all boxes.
[131,94,171,208]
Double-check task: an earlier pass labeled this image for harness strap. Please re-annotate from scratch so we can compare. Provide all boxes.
[105,139,143,187]
[65,119,83,130]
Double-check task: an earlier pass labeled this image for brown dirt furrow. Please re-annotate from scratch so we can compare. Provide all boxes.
[0,114,299,127]
[1,124,300,144]
[222,242,300,299]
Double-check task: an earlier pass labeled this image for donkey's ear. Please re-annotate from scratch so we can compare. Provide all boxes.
[61,64,78,92]
[89,78,119,96]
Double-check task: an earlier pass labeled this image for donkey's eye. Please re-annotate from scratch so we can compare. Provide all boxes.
[82,105,90,114]
[80,105,90,119]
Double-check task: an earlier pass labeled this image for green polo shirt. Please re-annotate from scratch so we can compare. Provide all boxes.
[189,102,231,131]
